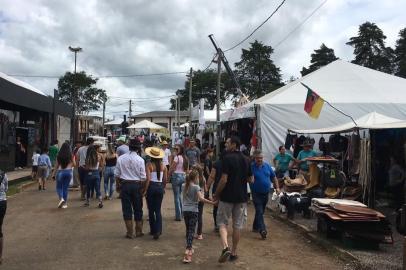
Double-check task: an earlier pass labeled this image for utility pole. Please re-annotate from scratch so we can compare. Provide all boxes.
[102,100,106,136]
[68,46,82,144]
[188,67,193,136]
[177,95,181,136]
[174,97,178,139]
[215,51,222,158]
[129,100,132,118]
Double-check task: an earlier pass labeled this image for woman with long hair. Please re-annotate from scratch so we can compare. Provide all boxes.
[104,143,117,200]
[145,147,167,240]
[169,144,188,221]
[52,142,75,208]
[84,145,103,208]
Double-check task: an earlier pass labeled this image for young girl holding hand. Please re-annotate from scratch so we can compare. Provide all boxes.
[182,169,215,264]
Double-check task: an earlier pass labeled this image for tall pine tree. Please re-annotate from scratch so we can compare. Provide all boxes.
[234,40,283,99]
[394,28,406,78]
[346,21,393,74]
[301,43,338,76]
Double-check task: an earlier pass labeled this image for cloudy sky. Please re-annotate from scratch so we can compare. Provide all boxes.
[1,0,405,119]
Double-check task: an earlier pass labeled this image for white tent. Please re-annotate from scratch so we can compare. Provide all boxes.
[228,60,406,161]
[290,112,406,134]
[127,120,166,130]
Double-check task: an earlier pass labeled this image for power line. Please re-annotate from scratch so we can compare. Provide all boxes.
[98,71,187,78]
[274,0,328,49]
[7,71,187,79]
[107,94,175,100]
[200,53,218,72]
[223,0,287,53]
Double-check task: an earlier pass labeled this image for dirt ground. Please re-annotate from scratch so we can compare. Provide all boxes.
[2,182,355,270]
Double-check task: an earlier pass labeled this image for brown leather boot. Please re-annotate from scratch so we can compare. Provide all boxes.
[124,220,134,239]
[135,220,144,237]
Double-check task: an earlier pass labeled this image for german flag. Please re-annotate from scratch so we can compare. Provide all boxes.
[302,83,324,119]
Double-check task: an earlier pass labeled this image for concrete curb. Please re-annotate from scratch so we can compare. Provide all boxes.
[18,180,38,192]
[268,209,367,270]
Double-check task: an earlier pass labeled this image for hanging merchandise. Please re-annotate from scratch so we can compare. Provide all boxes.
[359,138,372,206]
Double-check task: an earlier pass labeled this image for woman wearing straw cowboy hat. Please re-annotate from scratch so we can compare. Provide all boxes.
[145,147,168,240]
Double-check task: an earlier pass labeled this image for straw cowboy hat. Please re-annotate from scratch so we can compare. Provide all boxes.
[145,147,165,159]
[161,140,168,145]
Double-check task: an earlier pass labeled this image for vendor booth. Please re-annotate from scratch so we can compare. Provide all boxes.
[221,60,406,163]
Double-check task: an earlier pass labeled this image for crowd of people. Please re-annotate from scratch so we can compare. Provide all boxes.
[3,133,305,265]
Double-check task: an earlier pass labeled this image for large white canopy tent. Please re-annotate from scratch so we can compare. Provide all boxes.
[222,60,406,161]
[127,120,166,130]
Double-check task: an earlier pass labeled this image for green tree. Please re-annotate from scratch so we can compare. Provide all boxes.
[169,69,231,110]
[301,43,338,76]
[346,21,394,73]
[57,71,107,114]
[394,28,406,78]
[234,40,283,99]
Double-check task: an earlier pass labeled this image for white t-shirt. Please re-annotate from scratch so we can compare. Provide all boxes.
[32,153,40,166]
[163,148,171,166]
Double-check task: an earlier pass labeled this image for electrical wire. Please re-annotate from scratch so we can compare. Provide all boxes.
[200,53,218,72]
[223,0,287,52]
[98,71,187,78]
[273,0,328,49]
[7,71,187,79]
[107,94,175,100]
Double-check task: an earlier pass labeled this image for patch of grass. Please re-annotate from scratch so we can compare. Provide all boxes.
[7,177,34,196]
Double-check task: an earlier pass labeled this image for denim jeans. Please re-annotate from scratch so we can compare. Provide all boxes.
[86,170,101,200]
[56,169,72,202]
[171,173,185,220]
[146,182,164,235]
[252,191,269,232]
[104,166,115,197]
[121,181,144,221]
[78,166,87,186]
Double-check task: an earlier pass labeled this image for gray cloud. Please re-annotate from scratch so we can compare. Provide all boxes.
[0,0,405,118]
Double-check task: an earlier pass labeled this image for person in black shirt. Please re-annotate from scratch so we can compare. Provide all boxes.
[214,136,253,263]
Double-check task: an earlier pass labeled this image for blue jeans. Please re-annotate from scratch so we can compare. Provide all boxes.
[146,182,164,235]
[121,181,144,221]
[104,166,115,197]
[56,169,72,202]
[86,170,101,200]
[171,173,185,220]
[252,191,269,233]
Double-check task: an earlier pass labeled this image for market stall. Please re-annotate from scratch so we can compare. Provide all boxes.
[221,60,406,163]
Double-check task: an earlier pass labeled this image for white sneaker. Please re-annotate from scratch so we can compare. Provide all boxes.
[58,199,65,208]
[62,204,68,209]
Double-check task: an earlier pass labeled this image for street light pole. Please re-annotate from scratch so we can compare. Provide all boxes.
[68,46,82,144]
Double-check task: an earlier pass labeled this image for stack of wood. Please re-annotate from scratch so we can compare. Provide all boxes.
[311,198,393,244]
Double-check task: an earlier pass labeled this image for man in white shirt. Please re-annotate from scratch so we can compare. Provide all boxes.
[115,138,147,239]
[161,141,171,171]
